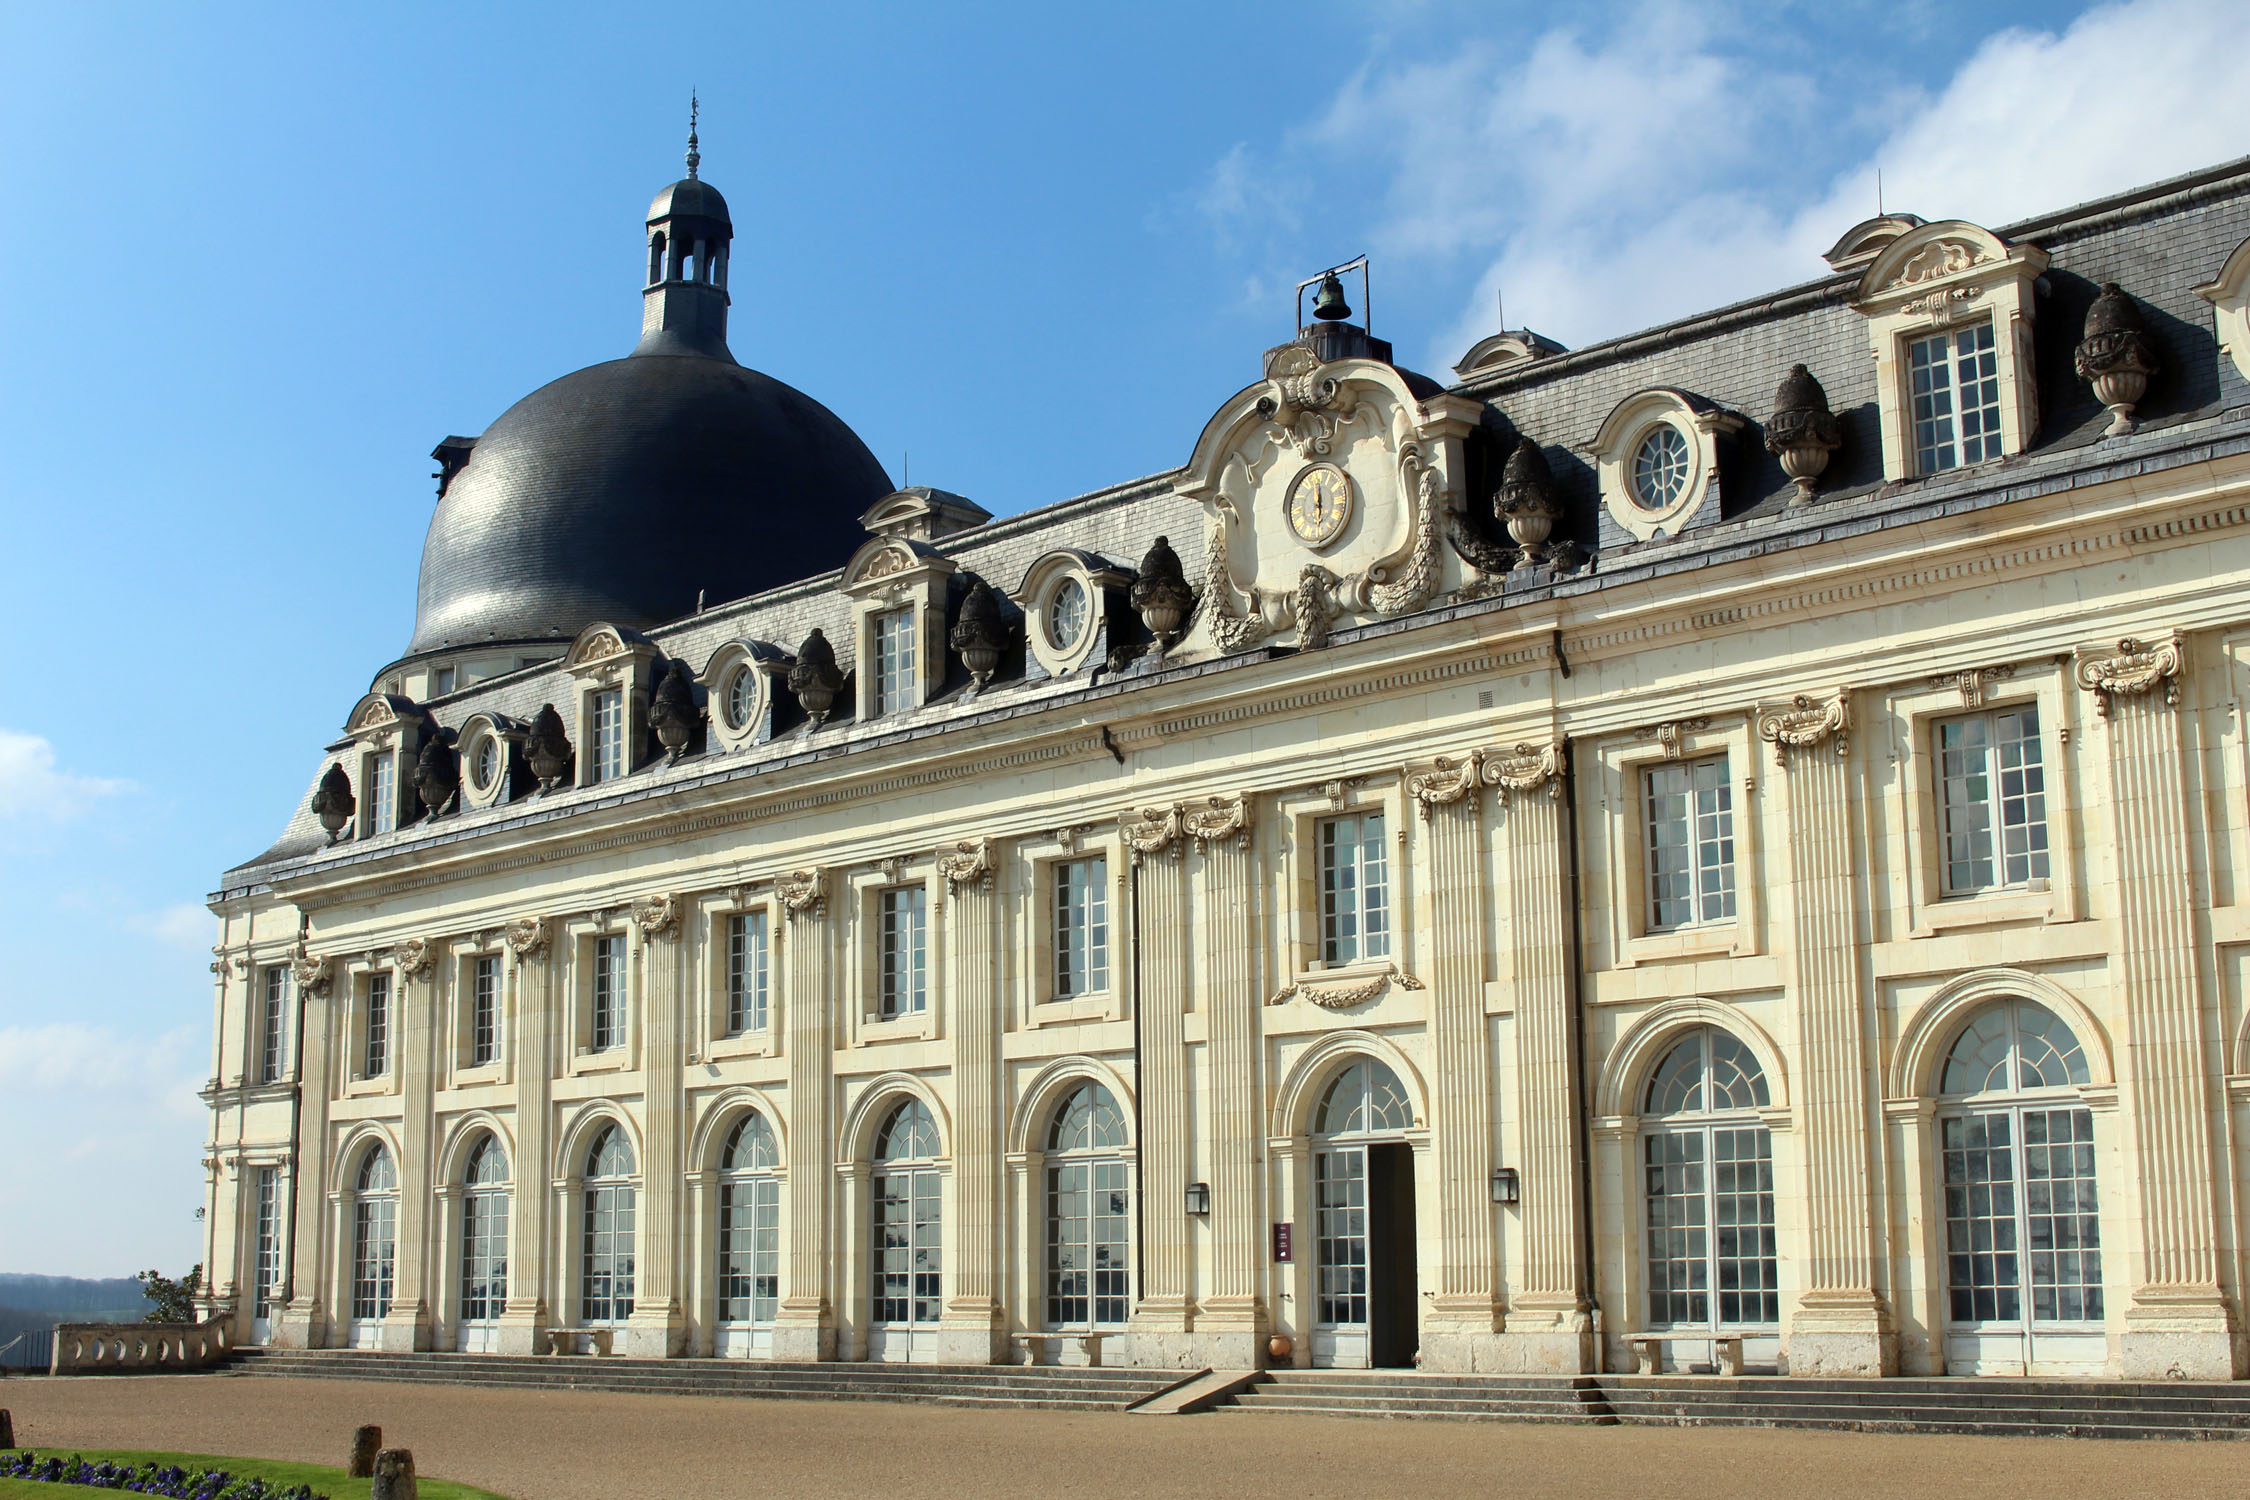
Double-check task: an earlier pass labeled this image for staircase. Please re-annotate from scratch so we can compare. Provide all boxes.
[1210,1368,2250,1440]
[220,1349,1182,1412]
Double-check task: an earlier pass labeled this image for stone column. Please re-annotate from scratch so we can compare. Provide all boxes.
[2074,636,2241,1378]
[1192,796,1265,1365]
[1408,756,1503,1370]
[495,919,553,1355]
[773,870,837,1360]
[277,950,333,1350]
[938,839,1007,1363]
[624,895,686,1357]
[381,946,437,1352]
[1756,690,1893,1376]
[1124,807,1195,1366]
[1488,741,1591,1372]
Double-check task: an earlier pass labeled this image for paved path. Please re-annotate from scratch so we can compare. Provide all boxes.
[3,1374,2242,1500]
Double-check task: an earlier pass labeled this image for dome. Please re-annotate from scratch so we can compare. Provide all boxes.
[649,177,730,225]
[404,350,892,656]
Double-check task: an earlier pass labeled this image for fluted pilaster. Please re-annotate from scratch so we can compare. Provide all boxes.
[497,920,554,1354]
[626,897,686,1356]
[1130,834,1194,1338]
[941,856,1007,1360]
[774,873,836,1359]
[1421,791,1501,1361]
[1197,798,1264,1351]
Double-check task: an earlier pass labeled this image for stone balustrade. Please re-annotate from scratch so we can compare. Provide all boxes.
[50,1319,232,1375]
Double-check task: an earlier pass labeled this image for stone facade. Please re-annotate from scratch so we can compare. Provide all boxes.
[201,155,2250,1381]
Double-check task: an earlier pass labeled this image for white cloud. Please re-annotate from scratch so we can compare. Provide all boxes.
[0,729,131,822]
[128,902,216,953]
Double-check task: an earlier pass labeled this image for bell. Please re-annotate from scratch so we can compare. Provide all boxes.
[1310,270,1352,322]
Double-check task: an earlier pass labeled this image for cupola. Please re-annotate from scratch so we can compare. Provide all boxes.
[638,97,735,360]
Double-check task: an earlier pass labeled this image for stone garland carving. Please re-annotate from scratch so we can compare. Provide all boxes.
[1407,751,1485,817]
[935,837,995,895]
[1293,566,1341,650]
[2072,635,2183,716]
[1366,449,1443,615]
[1634,717,1711,760]
[630,893,680,940]
[1267,964,1427,1010]
[1930,664,2015,708]
[1483,739,1568,799]
[1203,519,1272,654]
[1121,804,1185,862]
[397,938,437,978]
[778,868,828,918]
[1183,793,1252,852]
[503,917,550,959]
[1754,689,1850,764]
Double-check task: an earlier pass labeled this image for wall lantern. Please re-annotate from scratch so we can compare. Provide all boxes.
[1184,1182,1212,1217]
[1490,1167,1520,1206]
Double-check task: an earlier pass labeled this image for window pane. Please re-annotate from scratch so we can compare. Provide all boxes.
[874,609,916,716]
[1320,814,1389,965]
[364,974,390,1078]
[727,912,769,1033]
[591,936,621,1050]
[471,955,498,1066]
[880,887,928,1017]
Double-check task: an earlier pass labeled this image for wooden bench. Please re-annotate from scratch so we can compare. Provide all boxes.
[1012,1331,1107,1367]
[1629,1332,1745,1375]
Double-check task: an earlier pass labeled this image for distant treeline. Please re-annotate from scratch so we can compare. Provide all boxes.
[0,1274,146,1337]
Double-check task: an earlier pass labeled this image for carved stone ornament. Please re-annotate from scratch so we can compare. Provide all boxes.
[2074,283,2161,437]
[502,917,550,959]
[1407,750,1485,817]
[414,734,458,817]
[1754,689,1850,764]
[1121,803,1184,862]
[1635,717,1711,759]
[1183,793,1252,852]
[1129,535,1197,653]
[2072,635,2183,716]
[310,762,356,844]
[1366,447,1443,615]
[778,868,828,918]
[1268,964,1427,1010]
[289,948,333,997]
[1495,437,1562,562]
[1930,664,2015,708]
[525,704,575,791]
[649,661,699,761]
[949,580,1011,691]
[788,628,846,729]
[1204,519,1272,655]
[1764,364,1843,503]
[630,893,680,940]
[1483,739,1567,799]
[1883,237,1989,290]
[936,837,996,894]
[1293,565,1340,649]
[397,937,436,978]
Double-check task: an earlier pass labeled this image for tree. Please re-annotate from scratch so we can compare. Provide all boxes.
[135,1264,202,1324]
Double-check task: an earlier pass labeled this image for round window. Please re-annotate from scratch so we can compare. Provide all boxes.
[471,733,500,792]
[724,664,758,730]
[1630,424,1691,511]
[1046,576,1090,651]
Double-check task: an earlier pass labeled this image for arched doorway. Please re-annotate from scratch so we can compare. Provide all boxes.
[1311,1058,1418,1368]
[458,1135,509,1353]
[869,1098,942,1363]
[348,1144,396,1349]
[716,1112,781,1358]
[1936,998,2104,1375]
[1639,1027,1779,1371]
[580,1125,637,1330]
[1044,1083,1130,1351]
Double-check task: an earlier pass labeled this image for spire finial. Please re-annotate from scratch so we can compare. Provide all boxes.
[686,91,700,180]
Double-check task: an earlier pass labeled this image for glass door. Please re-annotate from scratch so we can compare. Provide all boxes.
[869,1168,942,1362]
[249,1168,279,1345]
[1942,1105,2105,1375]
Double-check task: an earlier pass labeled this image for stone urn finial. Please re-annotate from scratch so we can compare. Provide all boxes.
[648,660,699,761]
[949,580,1011,692]
[788,627,845,728]
[1129,535,1196,653]
[2075,282,2160,437]
[525,703,574,790]
[413,734,458,816]
[1495,437,1561,563]
[1764,364,1843,502]
[311,762,356,844]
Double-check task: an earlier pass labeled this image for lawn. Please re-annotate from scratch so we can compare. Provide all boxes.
[0,1449,513,1500]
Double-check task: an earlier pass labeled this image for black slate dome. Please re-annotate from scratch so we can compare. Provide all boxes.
[403,165,891,658]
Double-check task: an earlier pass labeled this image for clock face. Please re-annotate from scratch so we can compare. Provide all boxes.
[1286,465,1354,549]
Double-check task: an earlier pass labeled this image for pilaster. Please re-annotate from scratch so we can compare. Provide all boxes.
[621,895,686,1357]
[378,944,438,1351]
[494,918,553,1355]
[773,871,838,1360]
[1124,807,1197,1363]
[938,841,1008,1363]
[1194,796,1266,1365]
[276,947,332,1350]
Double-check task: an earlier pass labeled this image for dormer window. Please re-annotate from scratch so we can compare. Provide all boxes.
[1591,390,1740,543]
[367,751,397,836]
[1630,426,1691,511]
[1908,323,2002,473]
[725,663,758,731]
[1046,577,1089,652]
[872,608,916,717]
[590,689,625,782]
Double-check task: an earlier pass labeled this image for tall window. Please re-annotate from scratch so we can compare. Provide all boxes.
[872,1099,942,1326]
[1936,704,2048,895]
[581,1125,636,1323]
[726,912,769,1034]
[872,608,916,716]
[1939,999,2100,1329]
[1642,1028,1778,1332]
[368,751,397,836]
[717,1114,781,1327]
[470,955,499,1066]
[1909,321,2002,473]
[1319,813,1390,965]
[352,1146,397,1325]
[878,887,927,1018]
[1646,756,1735,929]
[1312,1059,1413,1331]
[363,973,391,1079]
[251,1167,280,1322]
[259,966,289,1084]
[591,935,622,1051]
[1053,858,1108,999]
[590,689,625,783]
[460,1136,509,1324]
[1045,1085,1130,1329]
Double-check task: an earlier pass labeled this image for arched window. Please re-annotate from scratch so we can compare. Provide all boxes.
[1045,1084,1129,1331]
[717,1113,781,1342]
[351,1145,397,1339]
[1642,1028,1777,1335]
[459,1135,509,1333]
[581,1124,636,1324]
[647,231,667,285]
[1310,1059,1418,1368]
[1937,1000,2101,1363]
[871,1099,942,1350]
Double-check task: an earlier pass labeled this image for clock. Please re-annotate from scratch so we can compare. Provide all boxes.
[1286,464,1354,549]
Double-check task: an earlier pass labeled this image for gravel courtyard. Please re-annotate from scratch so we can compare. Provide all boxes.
[4,1374,2243,1500]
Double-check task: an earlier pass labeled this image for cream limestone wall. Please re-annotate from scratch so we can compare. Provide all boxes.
[202,430,2250,1380]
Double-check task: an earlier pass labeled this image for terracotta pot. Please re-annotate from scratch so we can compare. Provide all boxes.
[1266,1334,1294,1361]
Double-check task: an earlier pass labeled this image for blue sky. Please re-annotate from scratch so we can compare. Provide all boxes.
[1,0,2243,1276]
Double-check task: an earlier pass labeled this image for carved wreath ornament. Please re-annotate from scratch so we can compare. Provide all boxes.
[1268,964,1426,1010]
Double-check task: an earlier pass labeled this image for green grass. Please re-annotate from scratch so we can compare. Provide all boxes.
[0,1449,514,1500]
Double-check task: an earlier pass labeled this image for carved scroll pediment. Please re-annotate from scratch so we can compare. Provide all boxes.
[1121,804,1184,862]
[1407,751,1484,817]
[503,917,550,958]
[2073,635,2183,715]
[1754,689,1850,764]
[397,937,436,978]
[1483,739,1567,799]
[1184,793,1252,852]
[778,868,827,917]
[630,893,680,940]
[289,950,332,996]
[936,837,995,894]
[1882,237,1989,290]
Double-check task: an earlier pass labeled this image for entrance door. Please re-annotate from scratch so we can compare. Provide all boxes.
[250,1167,279,1345]
[1366,1142,1420,1369]
[1309,1059,1417,1369]
[1941,1105,2106,1375]
[869,1166,942,1362]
